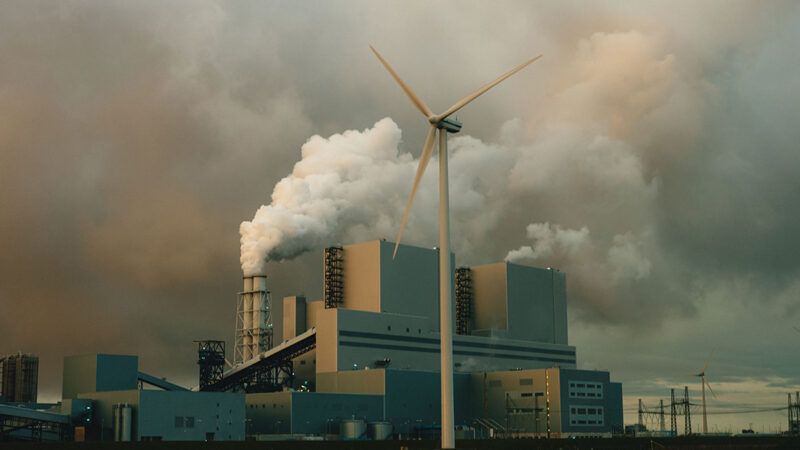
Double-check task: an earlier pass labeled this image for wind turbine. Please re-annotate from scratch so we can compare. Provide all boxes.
[370,46,541,449]
[695,350,718,434]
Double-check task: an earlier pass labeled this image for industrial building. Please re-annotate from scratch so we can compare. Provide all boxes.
[0,353,39,403]
[60,353,245,441]
[201,239,623,439]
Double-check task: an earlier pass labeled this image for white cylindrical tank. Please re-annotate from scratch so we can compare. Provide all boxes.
[242,277,253,361]
[112,403,132,442]
[368,421,393,440]
[340,419,366,440]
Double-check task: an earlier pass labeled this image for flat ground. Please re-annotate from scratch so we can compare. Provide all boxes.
[3,437,800,450]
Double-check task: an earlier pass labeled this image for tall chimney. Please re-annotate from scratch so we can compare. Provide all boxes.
[251,275,269,355]
[241,277,253,362]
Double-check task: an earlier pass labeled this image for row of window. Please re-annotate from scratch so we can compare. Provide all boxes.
[571,407,602,415]
[568,381,603,399]
[569,405,604,427]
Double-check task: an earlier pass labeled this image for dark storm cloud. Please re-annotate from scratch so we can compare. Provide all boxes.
[1,2,799,427]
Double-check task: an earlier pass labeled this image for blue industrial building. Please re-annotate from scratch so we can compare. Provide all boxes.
[208,240,624,439]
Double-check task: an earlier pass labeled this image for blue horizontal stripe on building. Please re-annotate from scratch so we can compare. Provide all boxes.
[338,330,575,357]
[338,340,576,365]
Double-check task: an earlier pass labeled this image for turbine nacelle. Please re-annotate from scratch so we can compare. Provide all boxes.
[437,117,462,133]
[370,45,540,257]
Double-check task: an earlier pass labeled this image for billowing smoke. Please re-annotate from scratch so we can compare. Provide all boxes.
[505,223,590,262]
[240,118,413,275]
[238,7,798,332]
[240,29,672,320]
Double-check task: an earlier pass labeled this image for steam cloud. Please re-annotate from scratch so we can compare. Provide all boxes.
[240,29,671,320]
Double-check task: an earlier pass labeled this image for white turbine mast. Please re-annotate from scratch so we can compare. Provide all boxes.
[370,45,541,449]
[695,349,718,434]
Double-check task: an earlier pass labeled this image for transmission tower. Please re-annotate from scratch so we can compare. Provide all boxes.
[670,388,677,436]
[684,386,692,435]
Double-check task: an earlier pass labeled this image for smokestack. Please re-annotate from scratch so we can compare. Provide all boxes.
[236,274,272,364]
[241,276,253,362]
[251,275,271,355]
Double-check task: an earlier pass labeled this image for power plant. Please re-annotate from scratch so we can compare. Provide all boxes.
[199,239,622,440]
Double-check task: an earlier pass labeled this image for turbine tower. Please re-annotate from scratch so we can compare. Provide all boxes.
[370,46,541,448]
[695,350,717,434]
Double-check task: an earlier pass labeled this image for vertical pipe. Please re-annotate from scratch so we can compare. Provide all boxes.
[438,129,455,449]
[242,277,253,361]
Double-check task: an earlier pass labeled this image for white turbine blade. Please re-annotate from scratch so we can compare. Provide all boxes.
[706,380,718,399]
[393,126,437,258]
[437,54,542,121]
[370,45,434,119]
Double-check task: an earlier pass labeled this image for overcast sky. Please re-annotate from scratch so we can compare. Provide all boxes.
[1,1,799,431]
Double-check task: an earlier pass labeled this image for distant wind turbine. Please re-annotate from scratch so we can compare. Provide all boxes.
[370,45,541,449]
[695,349,718,434]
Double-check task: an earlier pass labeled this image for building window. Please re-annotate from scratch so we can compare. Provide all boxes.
[519,378,533,386]
[569,405,604,427]
[488,380,502,388]
[174,416,195,428]
[568,380,604,399]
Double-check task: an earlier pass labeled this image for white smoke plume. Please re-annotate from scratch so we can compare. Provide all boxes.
[240,30,663,280]
[505,222,590,262]
[239,18,797,326]
[239,118,411,275]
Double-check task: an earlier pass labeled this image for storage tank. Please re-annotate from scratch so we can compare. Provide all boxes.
[340,419,366,440]
[368,421,393,440]
[112,403,132,442]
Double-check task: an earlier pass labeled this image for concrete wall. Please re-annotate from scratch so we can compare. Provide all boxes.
[315,308,339,373]
[342,241,381,313]
[508,264,555,343]
[553,270,568,345]
[607,382,624,433]
[378,240,442,321]
[78,389,244,441]
[340,240,453,330]
[318,307,575,374]
[315,369,471,434]
[472,263,508,333]
[471,263,569,345]
[63,354,138,400]
[246,391,383,436]
[138,390,244,441]
[246,392,292,435]
[316,369,385,395]
[306,300,324,330]
[63,355,98,400]
[282,296,307,340]
[291,392,383,435]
